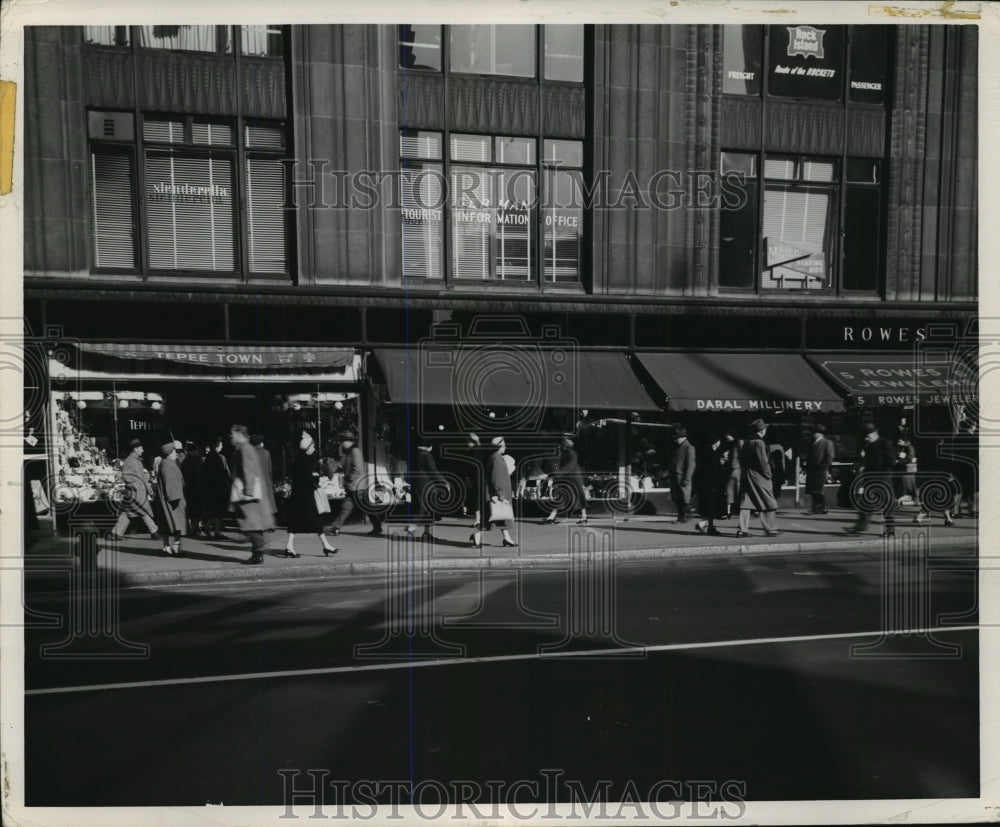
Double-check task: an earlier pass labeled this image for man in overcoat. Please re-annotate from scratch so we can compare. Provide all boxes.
[669,427,696,524]
[111,438,161,540]
[805,424,835,514]
[230,424,276,564]
[845,422,897,537]
[156,442,186,556]
[330,432,383,537]
[251,433,278,523]
[737,419,782,538]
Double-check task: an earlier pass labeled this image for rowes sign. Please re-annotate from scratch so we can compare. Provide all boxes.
[806,318,970,350]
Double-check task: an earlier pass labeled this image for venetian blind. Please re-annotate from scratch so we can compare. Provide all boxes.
[90,151,136,269]
[451,167,492,280]
[400,165,443,279]
[246,157,287,274]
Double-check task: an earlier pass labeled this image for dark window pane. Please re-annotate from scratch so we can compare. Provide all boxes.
[450,25,535,77]
[544,25,583,82]
[721,151,756,178]
[229,305,361,343]
[719,179,758,288]
[367,309,434,344]
[846,158,880,184]
[843,186,881,291]
[723,25,763,95]
[768,24,845,100]
[566,314,629,347]
[399,24,441,71]
[849,25,888,104]
[48,301,223,340]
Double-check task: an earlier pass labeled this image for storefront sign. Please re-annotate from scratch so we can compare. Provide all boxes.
[768,24,844,100]
[695,399,829,411]
[78,343,356,372]
[806,318,970,350]
[785,26,825,59]
[811,357,977,406]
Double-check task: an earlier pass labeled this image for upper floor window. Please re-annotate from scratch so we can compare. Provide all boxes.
[84,26,130,48]
[241,25,284,57]
[399,24,584,82]
[137,26,232,53]
[722,25,888,105]
[83,25,285,58]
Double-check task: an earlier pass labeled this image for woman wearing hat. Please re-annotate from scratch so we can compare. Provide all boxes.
[471,437,517,548]
[464,433,487,531]
[200,437,231,540]
[408,442,448,541]
[542,435,589,526]
[156,442,186,556]
[284,430,339,557]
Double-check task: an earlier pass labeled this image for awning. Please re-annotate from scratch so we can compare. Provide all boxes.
[372,347,661,411]
[64,343,359,381]
[634,353,844,412]
[807,352,978,406]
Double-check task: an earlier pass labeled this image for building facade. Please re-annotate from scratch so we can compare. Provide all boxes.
[22,23,978,519]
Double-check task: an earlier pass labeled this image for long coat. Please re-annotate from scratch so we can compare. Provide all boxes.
[200,451,231,519]
[669,440,696,501]
[487,451,513,501]
[696,444,724,503]
[412,448,446,523]
[286,450,323,534]
[157,456,186,535]
[738,436,778,512]
[805,436,835,495]
[552,446,586,511]
[120,453,153,515]
[180,452,204,518]
[257,445,278,519]
[231,442,275,532]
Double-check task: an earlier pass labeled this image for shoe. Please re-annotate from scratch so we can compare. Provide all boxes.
[843,527,863,534]
[706,527,722,536]
[241,555,263,565]
[676,518,689,524]
[366,528,382,536]
[736,530,750,538]
[914,513,926,525]
[469,534,482,548]
[328,527,341,536]
[322,545,339,556]
[502,538,518,548]
[818,510,829,515]
[542,517,559,525]
[765,530,783,537]
[944,518,955,527]
[695,520,707,533]
[162,547,174,556]
[576,518,589,525]
[108,533,126,542]
[149,532,162,541]
[281,548,299,558]
[211,533,227,540]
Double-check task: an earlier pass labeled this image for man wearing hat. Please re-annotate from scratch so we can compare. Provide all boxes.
[736,419,782,537]
[543,435,588,526]
[251,433,277,523]
[805,423,835,515]
[156,442,186,556]
[229,424,276,564]
[669,427,696,524]
[330,431,383,536]
[694,434,723,536]
[110,439,161,541]
[845,422,897,536]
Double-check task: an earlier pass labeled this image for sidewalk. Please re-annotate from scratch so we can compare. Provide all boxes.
[22,507,978,590]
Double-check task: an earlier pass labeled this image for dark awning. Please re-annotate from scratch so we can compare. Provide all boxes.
[372,347,661,411]
[807,352,977,406]
[635,352,844,413]
[71,343,357,378]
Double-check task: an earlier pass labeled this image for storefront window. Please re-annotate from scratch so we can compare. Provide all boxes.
[399,24,442,71]
[450,25,535,77]
[137,26,232,53]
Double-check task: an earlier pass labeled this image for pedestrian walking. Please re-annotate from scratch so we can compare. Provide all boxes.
[768,439,787,508]
[669,427,696,524]
[913,437,956,527]
[542,435,589,526]
[893,435,918,504]
[805,424,834,514]
[229,424,275,564]
[180,440,204,536]
[694,434,724,535]
[721,432,742,519]
[251,434,278,524]
[156,441,186,557]
[464,433,487,530]
[844,422,897,537]
[471,437,517,548]
[407,443,448,540]
[329,432,383,536]
[284,430,338,558]
[736,419,782,538]
[200,437,231,540]
[110,438,161,541]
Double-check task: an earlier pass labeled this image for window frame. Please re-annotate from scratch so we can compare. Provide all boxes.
[82,25,288,60]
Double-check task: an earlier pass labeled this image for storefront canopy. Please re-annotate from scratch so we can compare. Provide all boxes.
[808,352,977,407]
[69,343,359,380]
[372,348,661,411]
[635,352,844,413]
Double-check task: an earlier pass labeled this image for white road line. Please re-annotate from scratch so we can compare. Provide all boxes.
[25,625,978,697]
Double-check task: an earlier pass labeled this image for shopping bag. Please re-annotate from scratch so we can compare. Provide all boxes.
[314,488,331,514]
[489,499,514,523]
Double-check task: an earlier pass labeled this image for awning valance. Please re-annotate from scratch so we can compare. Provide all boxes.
[372,347,660,411]
[65,343,359,380]
[635,353,844,413]
[807,352,977,406]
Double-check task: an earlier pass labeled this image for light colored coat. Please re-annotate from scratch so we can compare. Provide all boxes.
[121,453,153,514]
[157,456,186,535]
[738,436,778,512]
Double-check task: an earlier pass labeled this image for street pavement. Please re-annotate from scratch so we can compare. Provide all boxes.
[23,504,978,589]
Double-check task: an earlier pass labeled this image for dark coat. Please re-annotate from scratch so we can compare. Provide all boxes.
[411,448,446,522]
[696,444,724,498]
[552,446,587,510]
[805,436,835,495]
[487,451,513,501]
[180,453,203,518]
[338,446,365,492]
[200,450,231,519]
[738,436,778,512]
[669,440,696,500]
[156,456,186,535]
[231,442,275,532]
[286,450,323,534]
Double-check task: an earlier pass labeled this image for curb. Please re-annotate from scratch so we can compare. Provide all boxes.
[24,533,977,592]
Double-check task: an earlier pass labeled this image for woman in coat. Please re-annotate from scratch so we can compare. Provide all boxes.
[156,442,186,556]
[471,437,517,548]
[893,436,918,503]
[542,436,588,525]
[200,437,231,540]
[721,432,742,519]
[408,443,447,540]
[465,433,486,530]
[284,430,338,558]
[736,419,781,538]
[229,424,276,564]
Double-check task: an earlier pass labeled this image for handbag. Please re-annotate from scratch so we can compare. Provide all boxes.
[489,499,514,523]
[230,477,263,504]
[314,487,331,515]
